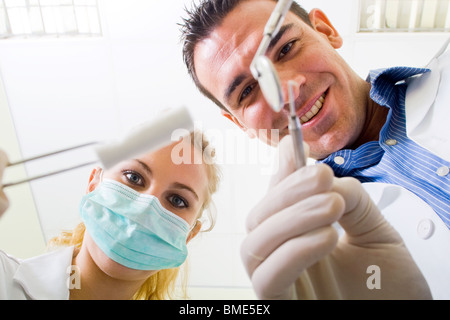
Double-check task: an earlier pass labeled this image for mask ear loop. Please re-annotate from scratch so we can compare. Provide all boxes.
[189,220,199,233]
[99,168,104,183]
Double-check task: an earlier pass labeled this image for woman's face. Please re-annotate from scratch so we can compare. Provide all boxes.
[83,138,209,280]
[103,139,209,227]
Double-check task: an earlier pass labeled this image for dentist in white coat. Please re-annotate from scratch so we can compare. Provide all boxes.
[181,0,450,300]
[240,39,450,300]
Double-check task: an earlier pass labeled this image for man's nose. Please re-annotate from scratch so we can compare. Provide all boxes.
[279,71,306,113]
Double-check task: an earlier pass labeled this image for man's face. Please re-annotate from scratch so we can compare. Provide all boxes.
[193,0,370,159]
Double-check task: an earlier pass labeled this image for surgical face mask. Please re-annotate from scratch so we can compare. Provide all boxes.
[79,178,190,271]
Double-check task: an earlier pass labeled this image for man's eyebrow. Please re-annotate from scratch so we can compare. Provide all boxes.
[224,73,247,106]
[267,23,294,51]
[172,182,199,201]
[223,24,295,106]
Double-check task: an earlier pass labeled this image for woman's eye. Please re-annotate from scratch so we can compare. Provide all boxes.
[168,194,188,209]
[123,171,144,186]
[279,42,293,59]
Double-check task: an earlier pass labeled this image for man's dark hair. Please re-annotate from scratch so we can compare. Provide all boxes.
[180,0,312,111]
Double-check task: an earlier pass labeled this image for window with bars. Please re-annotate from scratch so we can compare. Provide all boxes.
[359,0,450,32]
[0,0,101,39]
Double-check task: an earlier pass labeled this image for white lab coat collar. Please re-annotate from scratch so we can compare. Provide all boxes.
[13,246,74,300]
[405,36,450,161]
[405,36,450,135]
[405,62,439,135]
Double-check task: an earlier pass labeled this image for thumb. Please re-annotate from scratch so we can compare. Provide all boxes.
[332,177,402,245]
[269,135,310,188]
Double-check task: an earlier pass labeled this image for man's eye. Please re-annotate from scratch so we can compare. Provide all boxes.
[239,84,254,103]
[168,194,188,209]
[123,171,144,186]
[279,42,293,59]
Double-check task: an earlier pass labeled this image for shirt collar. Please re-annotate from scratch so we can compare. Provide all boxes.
[367,66,430,107]
[13,246,74,300]
[318,66,429,171]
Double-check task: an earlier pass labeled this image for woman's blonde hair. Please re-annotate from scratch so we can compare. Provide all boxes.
[49,130,221,300]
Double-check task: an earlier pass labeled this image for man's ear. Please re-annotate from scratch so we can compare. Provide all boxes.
[308,8,343,49]
[221,110,256,139]
[186,220,202,244]
[86,167,103,194]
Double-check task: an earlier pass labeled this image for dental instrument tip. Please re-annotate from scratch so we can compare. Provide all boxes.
[288,80,298,116]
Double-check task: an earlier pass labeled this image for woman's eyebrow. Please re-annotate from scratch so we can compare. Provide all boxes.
[171,182,199,201]
[134,159,152,176]
[132,160,199,200]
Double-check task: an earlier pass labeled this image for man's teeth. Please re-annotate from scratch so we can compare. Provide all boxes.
[300,93,325,124]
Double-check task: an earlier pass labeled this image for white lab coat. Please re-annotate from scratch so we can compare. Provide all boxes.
[0,246,73,299]
[363,39,450,300]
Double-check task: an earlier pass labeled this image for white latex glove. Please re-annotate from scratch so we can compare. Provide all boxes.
[241,136,431,300]
[0,149,10,217]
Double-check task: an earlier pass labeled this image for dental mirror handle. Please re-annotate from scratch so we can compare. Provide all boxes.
[251,0,294,74]
[250,0,294,113]
[3,160,98,188]
[264,0,294,37]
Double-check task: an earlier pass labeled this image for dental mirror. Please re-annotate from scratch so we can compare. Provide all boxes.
[253,55,284,112]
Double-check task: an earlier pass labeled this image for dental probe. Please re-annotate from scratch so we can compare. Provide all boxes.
[3,106,194,188]
[288,81,307,169]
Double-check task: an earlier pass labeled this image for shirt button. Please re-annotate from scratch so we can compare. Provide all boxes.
[385,139,398,146]
[417,219,434,240]
[334,156,345,165]
[436,166,449,177]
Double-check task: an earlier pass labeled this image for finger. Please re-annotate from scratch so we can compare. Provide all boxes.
[0,149,10,215]
[241,192,345,276]
[0,191,9,215]
[332,177,402,244]
[0,149,9,176]
[269,135,310,189]
[246,163,334,231]
[251,226,338,299]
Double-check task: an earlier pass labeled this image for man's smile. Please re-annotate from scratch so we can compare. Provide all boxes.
[299,91,327,124]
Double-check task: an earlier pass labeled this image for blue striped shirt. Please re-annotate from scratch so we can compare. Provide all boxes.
[318,66,450,228]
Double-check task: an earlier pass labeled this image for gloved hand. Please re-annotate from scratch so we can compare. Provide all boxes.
[240,136,431,300]
[0,149,10,217]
